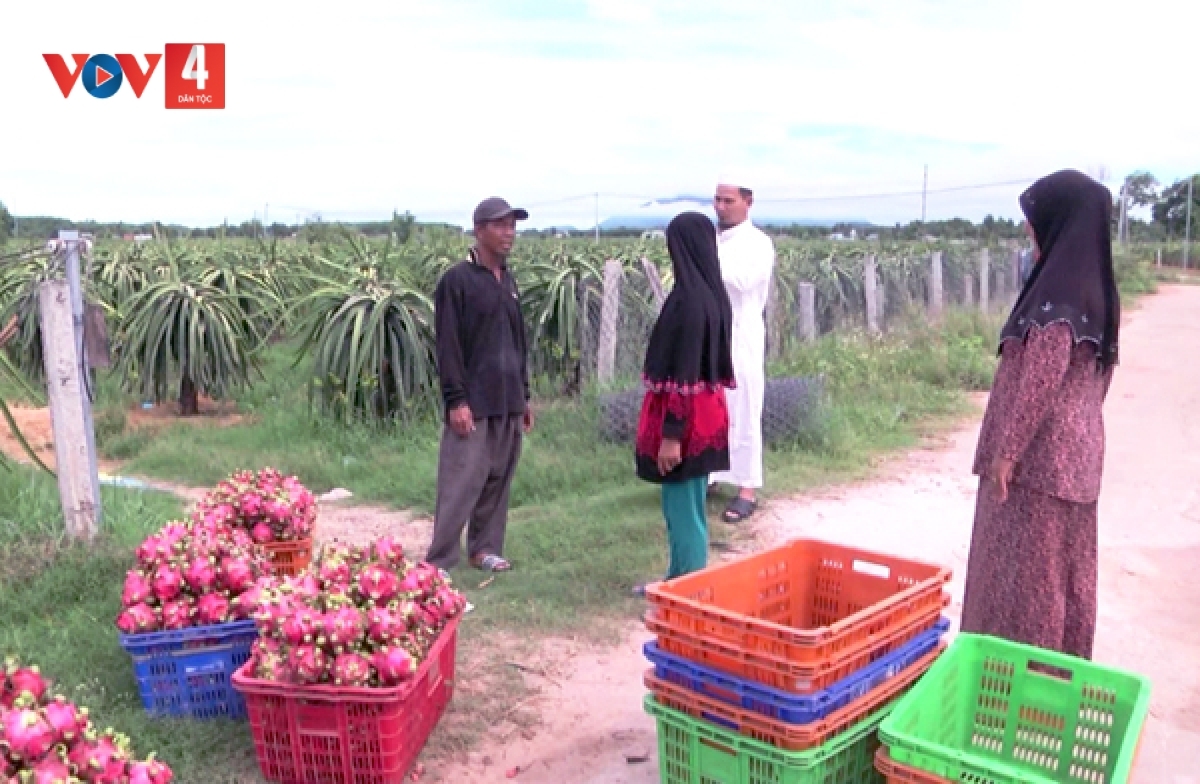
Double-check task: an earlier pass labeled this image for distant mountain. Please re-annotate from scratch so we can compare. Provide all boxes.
[598,214,869,231]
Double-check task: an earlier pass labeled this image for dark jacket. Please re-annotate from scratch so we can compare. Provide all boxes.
[433,249,530,420]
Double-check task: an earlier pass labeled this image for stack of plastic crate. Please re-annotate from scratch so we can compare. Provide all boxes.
[641,538,952,784]
[874,633,1152,784]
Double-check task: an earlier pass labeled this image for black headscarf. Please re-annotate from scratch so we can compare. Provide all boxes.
[643,212,735,392]
[1000,169,1120,368]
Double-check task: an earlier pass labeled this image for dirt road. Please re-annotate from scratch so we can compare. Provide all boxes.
[436,285,1200,784]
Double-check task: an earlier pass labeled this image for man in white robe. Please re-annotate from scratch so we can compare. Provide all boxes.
[709,174,775,522]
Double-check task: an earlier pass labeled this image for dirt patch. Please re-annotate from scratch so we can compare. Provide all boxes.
[0,398,244,473]
[123,396,245,431]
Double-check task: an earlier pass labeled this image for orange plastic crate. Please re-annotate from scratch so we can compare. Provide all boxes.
[262,538,312,577]
[874,746,950,783]
[643,645,943,752]
[646,590,946,693]
[645,539,951,675]
[232,618,458,784]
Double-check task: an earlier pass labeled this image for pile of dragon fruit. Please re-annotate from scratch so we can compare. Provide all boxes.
[246,538,467,688]
[115,519,275,634]
[1,658,173,783]
[191,467,317,544]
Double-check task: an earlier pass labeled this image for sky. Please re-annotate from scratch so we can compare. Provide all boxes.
[2,0,1197,230]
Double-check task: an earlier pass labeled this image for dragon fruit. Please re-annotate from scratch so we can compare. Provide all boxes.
[250,523,274,544]
[324,607,365,652]
[356,565,399,604]
[127,754,173,784]
[5,664,47,706]
[1,706,56,761]
[332,653,371,687]
[25,753,72,784]
[281,607,323,646]
[116,603,159,635]
[371,647,416,686]
[398,569,422,598]
[231,584,265,621]
[41,696,88,744]
[365,607,407,645]
[218,557,254,594]
[151,565,182,602]
[67,730,128,783]
[195,593,231,626]
[135,535,169,568]
[288,645,329,684]
[160,599,193,631]
[183,557,217,594]
[121,571,153,608]
[317,558,352,591]
[292,574,321,600]
[374,537,405,567]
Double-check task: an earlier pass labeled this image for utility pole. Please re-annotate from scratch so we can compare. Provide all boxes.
[921,164,928,224]
[594,192,600,243]
[1185,176,1194,270]
[40,230,102,540]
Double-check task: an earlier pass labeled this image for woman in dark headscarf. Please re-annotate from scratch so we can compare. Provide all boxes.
[633,211,735,590]
[960,169,1120,659]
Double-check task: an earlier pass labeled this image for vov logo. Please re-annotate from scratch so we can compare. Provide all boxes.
[43,53,162,99]
[42,44,225,109]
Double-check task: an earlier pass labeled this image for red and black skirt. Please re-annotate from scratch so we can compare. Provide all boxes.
[635,386,730,484]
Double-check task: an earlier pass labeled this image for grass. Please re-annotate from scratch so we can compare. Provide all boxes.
[0,468,261,783]
[0,306,1008,783]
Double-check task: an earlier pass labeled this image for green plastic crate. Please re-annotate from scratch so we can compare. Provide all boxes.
[879,633,1151,784]
[643,694,891,784]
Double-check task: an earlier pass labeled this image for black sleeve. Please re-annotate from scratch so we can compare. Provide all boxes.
[434,271,468,412]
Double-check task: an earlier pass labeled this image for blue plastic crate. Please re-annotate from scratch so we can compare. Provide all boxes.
[644,617,949,725]
[119,620,258,720]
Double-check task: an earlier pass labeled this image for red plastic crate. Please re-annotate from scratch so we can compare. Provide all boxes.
[643,645,943,752]
[645,539,951,672]
[262,538,313,577]
[646,595,945,693]
[232,618,458,784]
[874,746,950,783]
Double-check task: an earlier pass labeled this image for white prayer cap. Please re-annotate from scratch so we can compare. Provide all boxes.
[715,169,755,190]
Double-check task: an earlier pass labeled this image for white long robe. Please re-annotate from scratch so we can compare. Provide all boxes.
[710,218,775,490]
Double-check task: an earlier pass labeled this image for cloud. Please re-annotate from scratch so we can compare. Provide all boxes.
[2,0,1198,229]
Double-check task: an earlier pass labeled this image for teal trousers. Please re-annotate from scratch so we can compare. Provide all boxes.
[662,475,709,579]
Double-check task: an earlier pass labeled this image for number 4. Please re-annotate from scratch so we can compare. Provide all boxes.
[182,44,208,90]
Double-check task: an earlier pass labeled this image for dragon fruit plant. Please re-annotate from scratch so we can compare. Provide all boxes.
[115,519,274,635]
[0,657,174,783]
[247,538,467,688]
[191,467,317,543]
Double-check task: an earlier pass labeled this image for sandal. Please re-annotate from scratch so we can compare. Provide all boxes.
[723,496,758,523]
[632,580,661,598]
[472,553,512,572]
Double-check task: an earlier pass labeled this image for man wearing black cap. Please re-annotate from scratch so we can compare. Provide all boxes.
[426,197,533,573]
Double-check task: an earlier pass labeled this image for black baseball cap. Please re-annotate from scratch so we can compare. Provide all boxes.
[473,197,529,225]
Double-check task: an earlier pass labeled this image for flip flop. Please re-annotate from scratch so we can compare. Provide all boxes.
[723,496,757,523]
[473,553,512,572]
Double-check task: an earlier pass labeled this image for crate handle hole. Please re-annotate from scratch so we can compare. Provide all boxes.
[1028,660,1074,682]
[697,737,737,758]
[851,559,891,580]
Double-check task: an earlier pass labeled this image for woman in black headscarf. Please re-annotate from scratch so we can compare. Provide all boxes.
[633,211,735,589]
[960,169,1120,659]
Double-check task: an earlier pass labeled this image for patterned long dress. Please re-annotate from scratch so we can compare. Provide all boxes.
[961,322,1114,659]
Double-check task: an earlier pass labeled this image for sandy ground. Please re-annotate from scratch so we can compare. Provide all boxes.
[430,285,1200,784]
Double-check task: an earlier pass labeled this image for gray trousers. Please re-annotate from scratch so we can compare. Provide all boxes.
[426,414,524,570]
